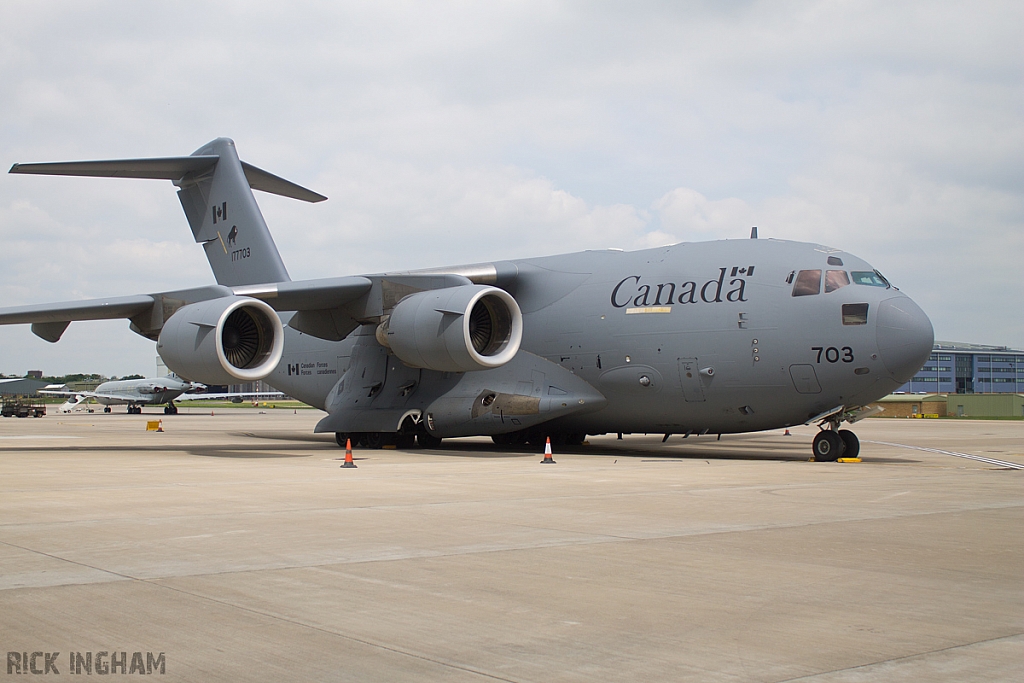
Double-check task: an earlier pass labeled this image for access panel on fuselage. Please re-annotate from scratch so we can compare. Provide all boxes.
[677,358,705,402]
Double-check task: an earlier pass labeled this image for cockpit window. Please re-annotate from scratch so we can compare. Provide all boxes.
[842,303,869,325]
[827,256,844,266]
[851,271,888,287]
[792,269,821,296]
[824,270,850,293]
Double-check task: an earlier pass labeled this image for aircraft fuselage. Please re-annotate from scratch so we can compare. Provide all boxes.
[268,238,932,436]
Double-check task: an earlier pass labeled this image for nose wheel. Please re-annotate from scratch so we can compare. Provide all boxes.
[812,430,844,461]
[812,428,860,461]
[837,429,859,458]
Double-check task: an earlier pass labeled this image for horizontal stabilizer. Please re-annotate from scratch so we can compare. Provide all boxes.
[9,156,219,180]
[10,155,326,202]
[241,162,326,202]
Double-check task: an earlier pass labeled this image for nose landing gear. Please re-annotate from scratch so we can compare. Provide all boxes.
[811,422,861,461]
[810,407,861,461]
[812,430,844,461]
[837,429,859,458]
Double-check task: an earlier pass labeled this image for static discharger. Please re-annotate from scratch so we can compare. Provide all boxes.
[341,438,357,468]
[541,436,556,464]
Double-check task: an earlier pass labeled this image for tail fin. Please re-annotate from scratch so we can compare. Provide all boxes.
[9,137,326,287]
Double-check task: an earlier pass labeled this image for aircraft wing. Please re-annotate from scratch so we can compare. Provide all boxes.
[39,388,92,398]
[0,295,156,341]
[0,278,373,343]
[0,270,479,344]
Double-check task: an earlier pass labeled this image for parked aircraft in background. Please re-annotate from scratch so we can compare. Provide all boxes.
[1,139,933,460]
[41,375,283,414]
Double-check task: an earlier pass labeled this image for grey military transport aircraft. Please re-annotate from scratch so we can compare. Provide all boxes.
[2,138,933,460]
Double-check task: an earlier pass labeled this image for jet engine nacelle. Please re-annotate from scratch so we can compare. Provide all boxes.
[157,296,284,385]
[378,285,523,373]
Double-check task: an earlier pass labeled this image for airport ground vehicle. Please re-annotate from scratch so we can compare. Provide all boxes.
[1,396,46,418]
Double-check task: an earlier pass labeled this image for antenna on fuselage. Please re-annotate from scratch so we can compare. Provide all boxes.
[750,226,758,239]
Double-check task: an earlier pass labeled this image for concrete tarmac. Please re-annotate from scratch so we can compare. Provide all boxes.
[1,410,1021,682]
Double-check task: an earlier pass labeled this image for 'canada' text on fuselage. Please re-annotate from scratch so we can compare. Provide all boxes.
[610,266,754,308]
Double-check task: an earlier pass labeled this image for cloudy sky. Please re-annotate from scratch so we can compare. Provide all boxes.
[1,0,1021,377]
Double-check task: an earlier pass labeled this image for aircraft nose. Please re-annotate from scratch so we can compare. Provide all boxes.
[875,296,934,383]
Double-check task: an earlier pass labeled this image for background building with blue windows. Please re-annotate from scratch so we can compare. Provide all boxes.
[899,342,1024,394]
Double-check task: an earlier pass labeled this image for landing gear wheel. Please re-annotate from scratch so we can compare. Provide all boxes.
[104,407,111,413]
[812,430,844,461]
[335,432,349,448]
[838,430,860,459]
[417,433,442,449]
[395,433,416,449]
[493,431,529,447]
[565,432,586,446]
[363,432,387,449]
[525,433,562,450]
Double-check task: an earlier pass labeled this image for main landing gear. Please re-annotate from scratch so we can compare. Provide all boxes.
[163,404,178,415]
[126,404,143,415]
[337,416,443,450]
[336,432,442,449]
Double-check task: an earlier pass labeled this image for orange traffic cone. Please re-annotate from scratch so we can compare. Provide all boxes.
[784,429,791,436]
[341,438,357,468]
[540,436,556,464]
